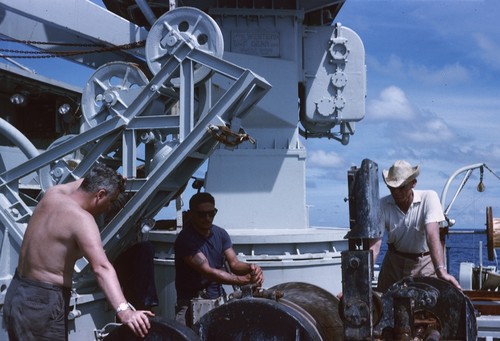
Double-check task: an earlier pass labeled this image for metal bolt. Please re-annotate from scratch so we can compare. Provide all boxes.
[103,92,116,106]
[10,208,19,218]
[160,33,177,48]
[52,167,64,178]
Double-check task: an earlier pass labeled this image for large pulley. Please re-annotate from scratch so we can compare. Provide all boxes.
[486,206,500,261]
[145,6,224,86]
[81,61,149,131]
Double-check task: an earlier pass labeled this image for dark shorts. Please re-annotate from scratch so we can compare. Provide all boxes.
[3,271,71,341]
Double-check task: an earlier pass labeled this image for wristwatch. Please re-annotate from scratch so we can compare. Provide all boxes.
[116,302,130,314]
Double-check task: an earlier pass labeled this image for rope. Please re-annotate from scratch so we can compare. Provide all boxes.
[484,164,500,181]
[93,322,123,340]
[207,124,256,147]
[0,37,108,47]
[0,37,145,59]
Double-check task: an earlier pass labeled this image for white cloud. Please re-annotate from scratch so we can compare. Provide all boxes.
[365,86,456,145]
[367,86,416,121]
[477,144,500,163]
[403,116,454,143]
[368,54,404,76]
[385,55,405,74]
[307,150,344,168]
[409,63,471,85]
[369,55,471,86]
[474,33,500,71]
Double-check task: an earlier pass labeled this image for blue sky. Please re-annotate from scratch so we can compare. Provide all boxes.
[305,0,500,229]
[1,0,499,230]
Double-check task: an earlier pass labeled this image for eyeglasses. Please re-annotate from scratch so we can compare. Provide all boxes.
[195,208,218,218]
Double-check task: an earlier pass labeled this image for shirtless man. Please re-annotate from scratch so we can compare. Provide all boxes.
[3,164,154,340]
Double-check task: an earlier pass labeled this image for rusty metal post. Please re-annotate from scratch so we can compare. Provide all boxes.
[345,159,383,242]
[342,250,374,340]
[393,296,413,341]
[341,159,382,340]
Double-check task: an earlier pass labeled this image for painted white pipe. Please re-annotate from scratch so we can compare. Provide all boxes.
[0,117,52,190]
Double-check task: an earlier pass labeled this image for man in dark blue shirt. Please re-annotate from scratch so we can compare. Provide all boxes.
[174,192,264,326]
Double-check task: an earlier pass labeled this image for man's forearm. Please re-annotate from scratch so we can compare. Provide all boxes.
[370,238,382,264]
[426,223,446,269]
[93,263,128,311]
[207,267,251,286]
[229,261,253,276]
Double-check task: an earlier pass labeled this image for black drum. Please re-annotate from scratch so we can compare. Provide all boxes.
[103,317,200,341]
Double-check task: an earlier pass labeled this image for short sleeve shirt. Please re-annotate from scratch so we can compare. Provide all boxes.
[380,189,445,253]
[174,223,232,300]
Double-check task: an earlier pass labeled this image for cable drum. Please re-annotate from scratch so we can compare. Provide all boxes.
[194,296,323,341]
[103,317,200,341]
[145,7,224,87]
[270,282,344,341]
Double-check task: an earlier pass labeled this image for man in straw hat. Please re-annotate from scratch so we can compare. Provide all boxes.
[370,160,460,292]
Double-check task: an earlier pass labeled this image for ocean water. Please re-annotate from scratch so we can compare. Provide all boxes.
[375,230,499,280]
[444,230,499,279]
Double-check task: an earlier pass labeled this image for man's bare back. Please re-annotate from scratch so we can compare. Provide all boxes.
[18,179,94,287]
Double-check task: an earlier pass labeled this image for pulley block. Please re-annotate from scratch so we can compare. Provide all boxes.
[145,7,224,86]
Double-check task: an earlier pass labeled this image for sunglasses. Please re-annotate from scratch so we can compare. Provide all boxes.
[389,182,413,192]
[195,208,218,218]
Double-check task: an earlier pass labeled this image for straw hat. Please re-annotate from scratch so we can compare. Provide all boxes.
[382,160,420,188]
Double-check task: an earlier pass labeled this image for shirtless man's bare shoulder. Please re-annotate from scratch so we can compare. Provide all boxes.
[19,178,99,287]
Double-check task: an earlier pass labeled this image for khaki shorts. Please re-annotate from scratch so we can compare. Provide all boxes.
[377,250,435,292]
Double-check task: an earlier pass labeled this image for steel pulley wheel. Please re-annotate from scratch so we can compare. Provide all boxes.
[145,7,224,87]
[81,61,149,131]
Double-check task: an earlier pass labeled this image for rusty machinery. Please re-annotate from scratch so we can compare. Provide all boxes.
[342,159,477,340]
